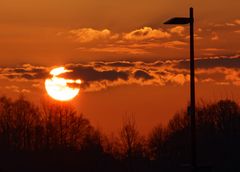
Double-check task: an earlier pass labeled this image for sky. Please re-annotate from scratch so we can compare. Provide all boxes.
[0,0,240,134]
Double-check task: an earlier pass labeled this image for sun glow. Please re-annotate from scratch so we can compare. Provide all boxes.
[45,67,81,101]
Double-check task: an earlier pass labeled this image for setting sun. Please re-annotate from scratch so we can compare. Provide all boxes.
[45,67,81,101]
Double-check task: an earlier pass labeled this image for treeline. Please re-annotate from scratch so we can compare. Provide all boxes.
[0,96,240,172]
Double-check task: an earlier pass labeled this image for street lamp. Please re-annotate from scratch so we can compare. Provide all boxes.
[164,7,196,172]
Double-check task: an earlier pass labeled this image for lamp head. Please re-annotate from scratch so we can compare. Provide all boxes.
[164,17,190,25]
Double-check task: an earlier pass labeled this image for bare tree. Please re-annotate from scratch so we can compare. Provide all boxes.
[148,124,166,160]
[0,96,12,150]
[41,99,92,150]
[119,115,146,172]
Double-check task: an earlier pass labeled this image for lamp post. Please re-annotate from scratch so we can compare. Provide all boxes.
[164,7,196,172]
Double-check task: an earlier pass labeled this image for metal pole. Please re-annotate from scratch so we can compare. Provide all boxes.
[189,7,196,172]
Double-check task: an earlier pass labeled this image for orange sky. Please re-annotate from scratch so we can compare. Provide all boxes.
[0,0,240,134]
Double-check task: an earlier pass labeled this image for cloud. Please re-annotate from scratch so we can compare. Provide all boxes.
[234,19,240,25]
[201,78,215,83]
[123,27,171,41]
[68,26,178,44]
[5,85,19,93]
[160,41,187,49]
[94,61,135,68]
[211,32,219,40]
[5,85,30,93]
[0,64,49,81]
[234,30,240,34]
[225,23,236,27]
[201,48,225,52]
[65,25,240,56]
[2,55,240,92]
[68,26,190,55]
[176,56,240,69]
[169,26,185,36]
[69,28,118,43]
[21,89,31,93]
[212,19,240,28]
[87,46,148,55]
[170,74,189,85]
[134,70,154,80]
[59,64,129,90]
[224,68,240,86]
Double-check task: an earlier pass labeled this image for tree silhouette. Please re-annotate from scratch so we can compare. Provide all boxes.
[148,124,166,160]
[41,99,93,151]
[119,115,147,172]
[0,96,240,172]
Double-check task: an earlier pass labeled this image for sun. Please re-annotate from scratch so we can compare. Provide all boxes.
[45,67,81,101]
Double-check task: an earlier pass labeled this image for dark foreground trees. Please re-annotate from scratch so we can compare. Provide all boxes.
[0,96,240,172]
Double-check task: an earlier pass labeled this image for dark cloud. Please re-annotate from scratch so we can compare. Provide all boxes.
[150,61,165,67]
[196,72,226,82]
[21,72,49,80]
[155,71,168,76]
[12,68,29,73]
[133,30,150,36]
[94,61,135,67]
[105,61,135,67]
[2,66,49,80]
[11,67,47,74]
[176,56,240,69]
[134,70,154,80]
[4,74,18,79]
[62,65,129,82]
[2,55,240,91]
